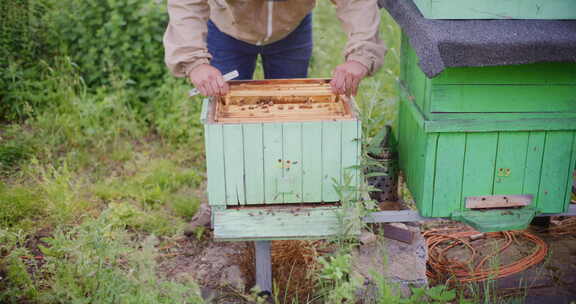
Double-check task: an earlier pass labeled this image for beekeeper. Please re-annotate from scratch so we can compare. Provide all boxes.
[163,0,386,97]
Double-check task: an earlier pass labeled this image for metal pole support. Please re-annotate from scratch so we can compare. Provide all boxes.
[255,241,272,294]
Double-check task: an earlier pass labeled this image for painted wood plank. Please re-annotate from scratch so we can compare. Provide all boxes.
[204,124,227,206]
[341,120,360,200]
[243,124,265,205]
[461,133,498,210]
[411,108,429,205]
[302,122,323,202]
[223,124,245,205]
[412,0,576,20]
[430,85,576,113]
[419,133,439,217]
[263,123,284,204]
[434,63,576,85]
[537,131,575,213]
[428,112,576,121]
[564,134,576,212]
[493,132,529,196]
[404,99,419,203]
[213,207,355,241]
[282,123,303,203]
[399,95,437,216]
[432,133,466,217]
[322,121,342,202]
[405,41,429,111]
[522,132,546,209]
[364,205,576,223]
[424,117,576,133]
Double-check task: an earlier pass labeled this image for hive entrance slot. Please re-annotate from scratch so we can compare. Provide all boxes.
[212,78,355,123]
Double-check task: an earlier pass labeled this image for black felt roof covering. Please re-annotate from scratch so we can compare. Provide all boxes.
[379,0,576,78]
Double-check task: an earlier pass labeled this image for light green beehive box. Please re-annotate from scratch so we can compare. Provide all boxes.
[412,0,576,19]
[398,36,576,232]
[201,79,362,241]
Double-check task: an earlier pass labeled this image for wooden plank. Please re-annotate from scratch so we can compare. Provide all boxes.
[255,241,272,293]
[428,111,576,121]
[215,99,355,123]
[263,123,284,204]
[433,63,576,85]
[228,78,331,86]
[411,107,429,205]
[493,132,529,196]
[539,204,576,217]
[403,99,419,203]
[223,124,245,205]
[419,133,439,216]
[204,124,227,206]
[411,0,576,20]
[404,41,430,111]
[229,89,333,97]
[234,83,332,90]
[302,122,323,202]
[213,206,354,241]
[282,123,303,203]
[363,205,576,223]
[461,133,498,210]
[432,133,466,217]
[522,132,546,209]
[563,134,576,211]
[399,97,426,130]
[381,224,415,244]
[399,94,438,216]
[465,195,532,209]
[537,131,575,213]
[322,121,342,202]
[424,117,576,133]
[243,124,265,205]
[430,85,576,113]
[341,120,360,200]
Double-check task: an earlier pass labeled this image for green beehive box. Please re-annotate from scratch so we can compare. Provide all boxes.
[397,36,576,232]
[411,0,576,20]
[201,79,361,241]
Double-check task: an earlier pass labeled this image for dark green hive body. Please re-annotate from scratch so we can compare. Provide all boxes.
[397,35,576,230]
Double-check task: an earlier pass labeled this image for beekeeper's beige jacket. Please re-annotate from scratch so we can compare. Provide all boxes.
[164,0,386,77]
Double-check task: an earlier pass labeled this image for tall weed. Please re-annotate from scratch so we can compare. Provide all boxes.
[39,212,203,303]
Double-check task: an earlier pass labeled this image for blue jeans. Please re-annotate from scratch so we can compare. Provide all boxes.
[207,14,313,80]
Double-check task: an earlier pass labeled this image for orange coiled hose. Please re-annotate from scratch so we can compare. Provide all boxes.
[423,227,548,284]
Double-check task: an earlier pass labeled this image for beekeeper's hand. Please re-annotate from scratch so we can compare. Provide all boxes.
[188,64,229,97]
[330,60,369,97]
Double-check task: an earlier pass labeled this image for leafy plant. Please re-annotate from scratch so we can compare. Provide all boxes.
[53,0,169,95]
[317,253,363,304]
[0,0,64,120]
